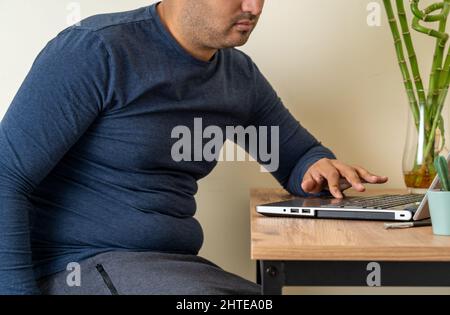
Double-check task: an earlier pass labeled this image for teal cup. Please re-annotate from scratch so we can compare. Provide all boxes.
[427,190,450,236]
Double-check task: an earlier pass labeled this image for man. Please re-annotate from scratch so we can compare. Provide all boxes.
[0,0,388,295]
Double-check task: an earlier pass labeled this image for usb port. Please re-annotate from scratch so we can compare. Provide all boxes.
[302,209,311,214]
[290,208,299,213]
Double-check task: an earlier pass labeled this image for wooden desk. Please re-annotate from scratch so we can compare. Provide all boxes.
[250,188,450,294]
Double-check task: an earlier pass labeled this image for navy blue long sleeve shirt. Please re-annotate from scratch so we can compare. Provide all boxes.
[0,3,335,294]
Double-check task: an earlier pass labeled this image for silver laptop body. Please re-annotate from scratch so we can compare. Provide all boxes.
[256,154,450,222]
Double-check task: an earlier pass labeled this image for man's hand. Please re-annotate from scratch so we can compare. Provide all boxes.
[301,158,389,199]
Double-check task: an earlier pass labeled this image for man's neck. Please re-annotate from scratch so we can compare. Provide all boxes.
[156,2,217,62]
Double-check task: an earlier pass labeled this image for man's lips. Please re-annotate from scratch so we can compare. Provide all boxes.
[234,20,254,32]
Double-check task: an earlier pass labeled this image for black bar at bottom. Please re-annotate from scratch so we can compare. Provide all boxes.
[260,260,450,295]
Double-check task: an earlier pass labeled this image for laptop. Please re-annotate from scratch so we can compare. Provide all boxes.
[257,153,450,222]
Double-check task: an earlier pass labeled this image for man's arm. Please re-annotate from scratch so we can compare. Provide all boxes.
[245,61,388,198]
[0,28,113,294]
[245,62,336,197]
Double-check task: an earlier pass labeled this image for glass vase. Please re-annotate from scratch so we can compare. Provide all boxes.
[402,89,450,193]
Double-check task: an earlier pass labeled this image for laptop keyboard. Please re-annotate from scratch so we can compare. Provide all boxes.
[322,194,425,210]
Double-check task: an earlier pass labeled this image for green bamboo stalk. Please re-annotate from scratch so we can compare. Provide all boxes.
[431,18,448,119]
[438,40,450,95]
[410,1,450,118]
[412,6,449,120]
[409,1,449,109]
[423,2,450,119]
[439,39,450,91]
[438,114,446,152]
[396,0,427,123]
[423,86,449,163]
[383,0,420,127]
[396,0,427,114]
[433,2,450,154]
[411,0,450,171]
[418,1,450,166]
[411,0,447,21]
[436,1,450,106]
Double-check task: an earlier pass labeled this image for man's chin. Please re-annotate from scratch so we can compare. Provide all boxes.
[222,33,251,48]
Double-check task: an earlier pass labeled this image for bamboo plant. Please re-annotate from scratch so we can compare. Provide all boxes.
[383,0,450,187]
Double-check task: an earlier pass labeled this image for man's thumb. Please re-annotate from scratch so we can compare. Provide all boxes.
[301,178,316,192]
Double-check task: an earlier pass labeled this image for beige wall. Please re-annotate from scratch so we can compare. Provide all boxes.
[1,0,449,294]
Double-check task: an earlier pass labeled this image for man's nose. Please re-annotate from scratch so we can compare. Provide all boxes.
[241,0,264,17]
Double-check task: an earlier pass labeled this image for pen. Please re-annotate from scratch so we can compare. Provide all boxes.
[384,220,432,230]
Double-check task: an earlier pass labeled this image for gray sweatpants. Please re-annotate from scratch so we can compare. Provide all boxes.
[37,251,261,295]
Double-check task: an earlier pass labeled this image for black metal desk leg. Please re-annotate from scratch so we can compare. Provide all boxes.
[256,260,261,285]
[260,261,284,295]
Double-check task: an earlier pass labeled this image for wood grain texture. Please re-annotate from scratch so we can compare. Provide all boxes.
[250,188,450,261]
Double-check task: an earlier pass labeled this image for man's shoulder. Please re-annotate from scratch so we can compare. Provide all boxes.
[68,5,152,33]
[51,5,156,55]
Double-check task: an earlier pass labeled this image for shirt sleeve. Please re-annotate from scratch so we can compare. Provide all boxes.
[0,27,114,294]
[245,62,337,197]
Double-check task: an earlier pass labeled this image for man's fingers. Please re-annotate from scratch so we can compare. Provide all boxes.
[303,159,389,199]
[316,161,343,199]
[353,165,389,184]
[336,178,353,191]
[333,161,365,192]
